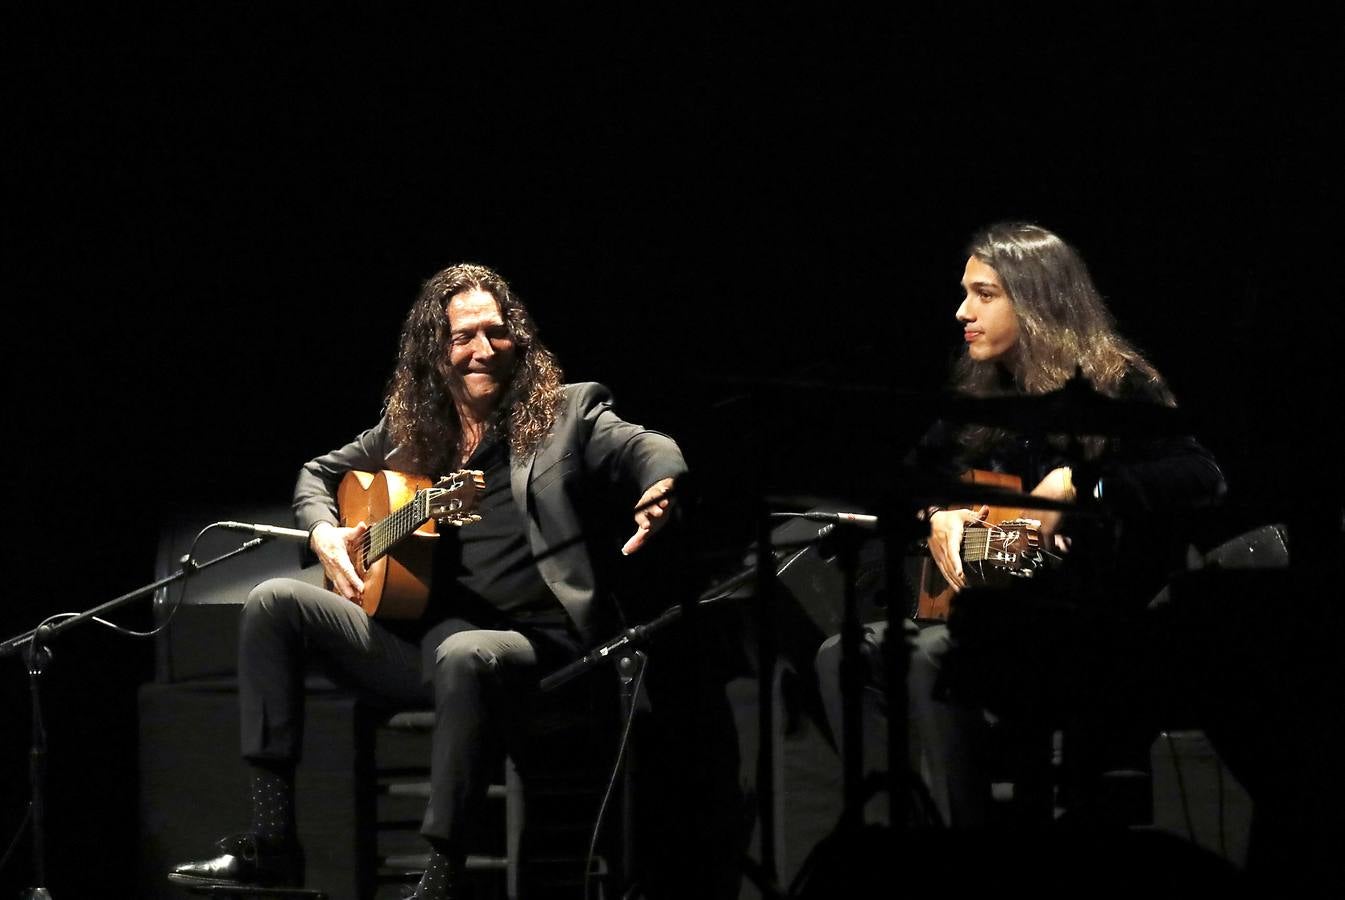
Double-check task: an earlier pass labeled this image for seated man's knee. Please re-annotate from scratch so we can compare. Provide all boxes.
[909,625,954,699]
[816,624,889,677]
[433,631,498,683]
[912,625,952,669]
[815,633,843,674]
[243,577,301,621]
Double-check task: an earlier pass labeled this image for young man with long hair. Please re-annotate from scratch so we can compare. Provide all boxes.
[818,223,1224,829]
[919,223,1224,824]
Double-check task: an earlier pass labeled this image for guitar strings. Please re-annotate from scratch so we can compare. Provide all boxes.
[364,496,418,561]
[961,521,1026,562]
[353,476,463,565]
[962,521,1063,564]
[963,525,994,561]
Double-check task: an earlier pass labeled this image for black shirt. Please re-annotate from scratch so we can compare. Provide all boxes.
[429,433,570,631]
[910,370,1226,610]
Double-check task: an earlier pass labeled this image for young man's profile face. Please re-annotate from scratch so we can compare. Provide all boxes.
[957,256,1020,363]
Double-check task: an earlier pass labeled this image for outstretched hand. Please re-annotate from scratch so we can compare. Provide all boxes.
[621,477,676,556]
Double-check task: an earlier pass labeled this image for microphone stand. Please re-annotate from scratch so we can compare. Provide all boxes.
[543,517,854,900]
[0,535,285,899]
[754,503,784,897]
[540,604,685,695]
[541,600,685,900]
[878,497,925,843]
[794,506,922,894]
[541,512,823,900]
[816,520,870,838]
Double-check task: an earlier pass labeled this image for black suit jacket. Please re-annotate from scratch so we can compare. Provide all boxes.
[292,382,687,642]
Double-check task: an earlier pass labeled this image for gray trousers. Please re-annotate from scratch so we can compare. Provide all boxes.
[815,621,992,827]
[239,577,562,844]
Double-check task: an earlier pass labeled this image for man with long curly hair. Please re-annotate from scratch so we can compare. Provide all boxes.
[170,263,686,898]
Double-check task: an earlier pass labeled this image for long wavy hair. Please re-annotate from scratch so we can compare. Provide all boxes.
[384,263,565,472]
[952,223,1174,456]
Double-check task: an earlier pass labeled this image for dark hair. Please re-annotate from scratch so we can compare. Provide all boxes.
[384,263,565,471]
[953,223,1174,454]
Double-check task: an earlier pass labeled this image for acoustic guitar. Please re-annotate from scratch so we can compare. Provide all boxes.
[334,469,485,619]
[913,469,1047,621]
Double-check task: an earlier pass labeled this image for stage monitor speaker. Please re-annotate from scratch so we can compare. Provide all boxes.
[729,513,887,682]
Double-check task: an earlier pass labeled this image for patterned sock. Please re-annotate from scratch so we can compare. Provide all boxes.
[248,760,295,844]
[413,844,461,900]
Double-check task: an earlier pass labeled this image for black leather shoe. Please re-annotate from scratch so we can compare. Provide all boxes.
[400,852,465,900]
[167,832,303,888]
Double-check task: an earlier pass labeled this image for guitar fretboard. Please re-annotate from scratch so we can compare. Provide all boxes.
[963,527,995,563]
[366,491,427,565]
[961,521,1044,575]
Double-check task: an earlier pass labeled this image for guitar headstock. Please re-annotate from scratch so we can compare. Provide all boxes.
[427,469,486,527]
[963,517,1047,585]
[981,518,1046,577]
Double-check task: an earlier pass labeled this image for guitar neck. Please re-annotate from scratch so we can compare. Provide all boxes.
[962,528,994,563]
[364,491,429,566]
[960,519,1043,572]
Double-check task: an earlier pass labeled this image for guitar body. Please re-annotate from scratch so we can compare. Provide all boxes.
[914,469,1025,621]
[336,470,439,619]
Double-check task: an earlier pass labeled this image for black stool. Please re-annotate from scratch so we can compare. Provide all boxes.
[373,710,523,899]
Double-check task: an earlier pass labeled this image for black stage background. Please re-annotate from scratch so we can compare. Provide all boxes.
[4,5,1342,896]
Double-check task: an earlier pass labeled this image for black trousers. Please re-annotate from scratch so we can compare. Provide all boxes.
[238,577,581,844]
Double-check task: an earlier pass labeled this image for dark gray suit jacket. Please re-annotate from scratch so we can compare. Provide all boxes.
[292,382,687,641]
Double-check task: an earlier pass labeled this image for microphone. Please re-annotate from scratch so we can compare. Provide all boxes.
[216,521,312,542]
[770,511,880,529]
